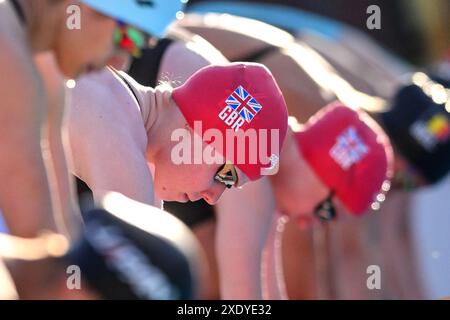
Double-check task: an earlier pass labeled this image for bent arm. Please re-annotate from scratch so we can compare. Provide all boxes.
[35,52,82,239]
[67,73,156,206]
[215,177,276,299]
[158,31,229,87]
[0,45,57,237]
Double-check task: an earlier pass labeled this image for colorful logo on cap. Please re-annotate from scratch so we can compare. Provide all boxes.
[330,126,369,170]
[226,86,262,123]
[410,114,450,151]
[427,114,450,141]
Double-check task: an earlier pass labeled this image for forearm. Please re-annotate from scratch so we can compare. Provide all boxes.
[215,211,265,299]
[262,213,289,300]
[45,116,82,239]
[215,178,276,299]
[36,52,82,239]
[0,133,56,238]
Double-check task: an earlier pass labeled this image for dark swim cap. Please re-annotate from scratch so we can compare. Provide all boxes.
[65,194,202,300]
[379,73,450,184]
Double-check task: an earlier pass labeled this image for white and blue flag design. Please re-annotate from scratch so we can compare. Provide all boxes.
[226,86,263,123]
[330,126,369,170]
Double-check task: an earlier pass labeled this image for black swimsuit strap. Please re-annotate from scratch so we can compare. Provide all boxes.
[9,0,26,25]
[110,67,141,106]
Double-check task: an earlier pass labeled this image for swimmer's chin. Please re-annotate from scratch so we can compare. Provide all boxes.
[160,193,190,203]
[85,64,103,74]
[76,63,105,78]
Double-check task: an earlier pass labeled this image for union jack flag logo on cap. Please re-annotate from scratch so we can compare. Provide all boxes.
[226,86,263,123]
[330,126,369,170]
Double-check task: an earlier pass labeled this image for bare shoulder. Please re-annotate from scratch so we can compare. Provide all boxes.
[67,69,148,164]
[172,29,228,65]
[68,69,130,142]
[69,68,145,134]
[67,70,153,202]
[159,36,227,86]
[70,69,116,114]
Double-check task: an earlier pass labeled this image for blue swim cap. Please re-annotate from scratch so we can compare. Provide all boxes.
[81,0,187,37]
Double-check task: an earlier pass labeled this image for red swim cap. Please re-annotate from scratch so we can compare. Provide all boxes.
[295,103,394,215]
[172,62,288,181]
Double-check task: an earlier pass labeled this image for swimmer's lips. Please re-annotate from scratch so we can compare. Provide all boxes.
[82,62,106,74]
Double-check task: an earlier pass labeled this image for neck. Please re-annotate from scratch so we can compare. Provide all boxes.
[145,86,180,162]
[18,0,60,52]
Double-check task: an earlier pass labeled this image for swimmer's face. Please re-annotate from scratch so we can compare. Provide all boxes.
[269,139,331,227]
[153,155,229,205]
[271,166,327,221]
[151,114,249,204]
[52,3,116,78]
[152,139,250,205]
[148,99,251,205]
